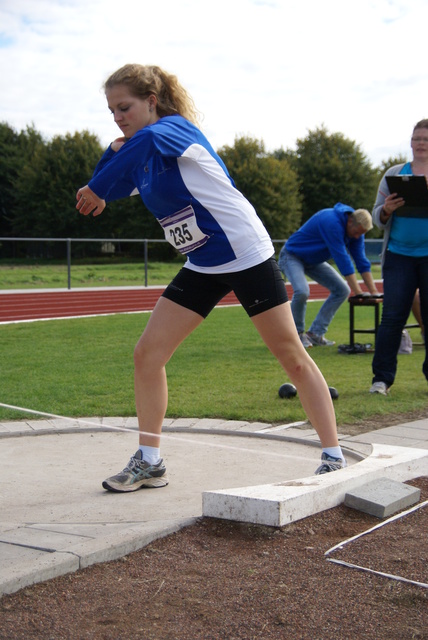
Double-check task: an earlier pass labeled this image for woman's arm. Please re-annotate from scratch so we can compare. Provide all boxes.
[373,165,406,228]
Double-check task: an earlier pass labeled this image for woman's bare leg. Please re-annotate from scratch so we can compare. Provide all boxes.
[251,302,339,448]
[133,297,204,447]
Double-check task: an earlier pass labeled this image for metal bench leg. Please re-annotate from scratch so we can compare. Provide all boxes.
[349,303,355,347]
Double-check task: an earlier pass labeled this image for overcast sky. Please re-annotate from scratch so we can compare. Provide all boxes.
[1,0,427,166]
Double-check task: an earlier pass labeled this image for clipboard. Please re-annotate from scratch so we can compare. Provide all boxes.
[385,175,428,207]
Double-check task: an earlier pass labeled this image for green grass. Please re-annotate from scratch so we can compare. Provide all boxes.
[0,259,383,289]
[0,259,186,289]
[0,302,426,428]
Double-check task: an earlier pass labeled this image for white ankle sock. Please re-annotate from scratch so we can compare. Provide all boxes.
[322,446,345,462]
[138,445,160,465]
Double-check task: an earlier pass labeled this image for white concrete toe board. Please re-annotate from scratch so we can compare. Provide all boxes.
[202,445,428,527]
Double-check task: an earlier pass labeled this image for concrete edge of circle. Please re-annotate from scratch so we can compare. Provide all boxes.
[0,423,367,459]
[202,443,428,527]
[0,419,427,597]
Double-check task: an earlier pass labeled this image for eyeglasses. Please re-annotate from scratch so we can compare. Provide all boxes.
[411,136,428,143]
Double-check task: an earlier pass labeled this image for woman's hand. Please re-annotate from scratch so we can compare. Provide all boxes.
[380,192,405,222]
[111,137,128,152]
[76,186,106,217]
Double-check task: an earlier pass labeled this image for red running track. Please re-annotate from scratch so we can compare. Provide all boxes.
[0,283,334,323]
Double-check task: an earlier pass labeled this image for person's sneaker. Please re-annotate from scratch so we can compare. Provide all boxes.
[369,381,390,396]
[299,332,313,348]
[314,452,346,475]
[102,450,169,492]
[306,331,336,346]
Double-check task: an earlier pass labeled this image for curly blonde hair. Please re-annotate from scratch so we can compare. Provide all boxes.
[104,64,200,126]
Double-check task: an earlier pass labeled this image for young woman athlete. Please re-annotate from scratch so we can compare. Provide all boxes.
[76,64,346,492]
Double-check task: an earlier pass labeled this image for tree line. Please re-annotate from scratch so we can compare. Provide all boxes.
[0,121,406,259]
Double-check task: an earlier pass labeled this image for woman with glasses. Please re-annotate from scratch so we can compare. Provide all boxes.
[369,119,428,395]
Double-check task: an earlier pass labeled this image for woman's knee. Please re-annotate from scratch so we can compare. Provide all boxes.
[133,336,166,371]
[271,335,309,372]
[280,352,313,383]
[134,340,148,369]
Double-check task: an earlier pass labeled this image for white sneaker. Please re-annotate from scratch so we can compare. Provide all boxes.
[299,332,313,348]
[307,331,335,346]
[315,453,346,475]
[369,381,389,396]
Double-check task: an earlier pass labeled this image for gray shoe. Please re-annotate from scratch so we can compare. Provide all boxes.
[369,381,389,396]
[102,450,169,492]
[299,332,313,348]
[315,453,346,475]
[307,331,335,346]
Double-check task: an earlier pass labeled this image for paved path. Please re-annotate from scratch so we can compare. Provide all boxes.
[0,414,427,596]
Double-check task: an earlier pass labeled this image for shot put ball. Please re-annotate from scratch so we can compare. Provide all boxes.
[329,386,339,400]
[278,383,297,399]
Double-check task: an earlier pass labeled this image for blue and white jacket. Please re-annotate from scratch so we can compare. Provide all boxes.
[88,115,273,273]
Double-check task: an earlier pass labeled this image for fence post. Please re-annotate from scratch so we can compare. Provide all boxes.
[144,240,148,287]
[67,239,71,290]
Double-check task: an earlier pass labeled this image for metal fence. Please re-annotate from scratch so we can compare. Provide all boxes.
[0,237,168,288]
[0,237,384,290]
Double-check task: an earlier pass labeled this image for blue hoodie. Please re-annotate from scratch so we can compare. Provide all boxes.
[285,203,371,276]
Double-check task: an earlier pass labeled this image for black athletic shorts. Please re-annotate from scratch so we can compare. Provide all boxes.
[162,256,288,318]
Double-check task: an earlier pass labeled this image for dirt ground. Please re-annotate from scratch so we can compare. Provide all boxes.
[1,409,427,640]
[0,470,426,640]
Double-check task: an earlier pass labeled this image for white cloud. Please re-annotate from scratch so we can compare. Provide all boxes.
[1,0,428,165]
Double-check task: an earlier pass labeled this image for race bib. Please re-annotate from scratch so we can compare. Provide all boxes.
[159,205,209,254]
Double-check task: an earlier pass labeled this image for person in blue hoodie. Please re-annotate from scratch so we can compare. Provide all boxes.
[278,203,380,348]
[76,64,348,490]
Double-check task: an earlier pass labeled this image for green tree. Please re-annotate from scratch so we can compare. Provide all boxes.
[8,127,176,258]
[0,123,44,238]
[287,126,379,226]
[10,132,159,259]
[3,121,410,258]
[376,154,408,178]
[106,191,164,242]
[217,136,302,238]
[12,131,105,240]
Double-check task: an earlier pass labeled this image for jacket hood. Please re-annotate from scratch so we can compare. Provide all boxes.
[333,202,354,215]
